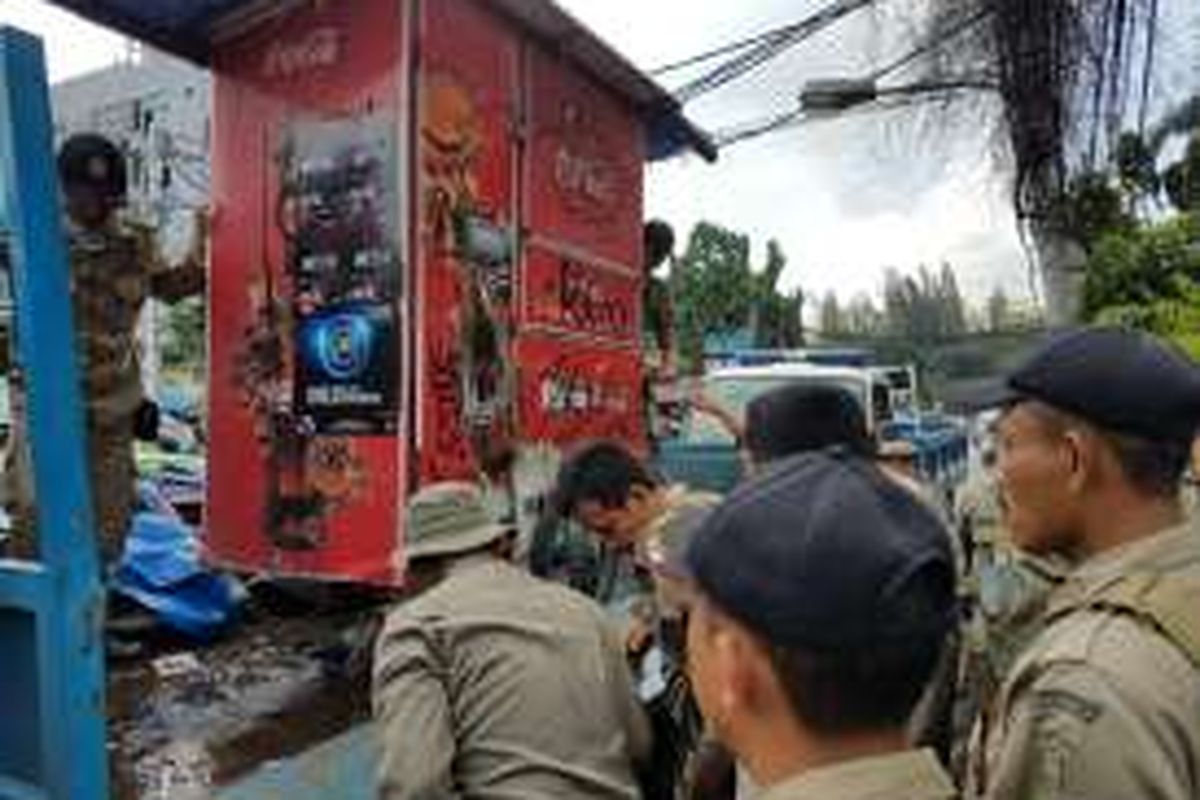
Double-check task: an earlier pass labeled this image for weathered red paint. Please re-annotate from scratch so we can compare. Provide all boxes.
[207,0,647,583]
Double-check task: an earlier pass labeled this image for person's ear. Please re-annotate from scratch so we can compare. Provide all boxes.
[627,484,653,509]
[1061,428,1093,494]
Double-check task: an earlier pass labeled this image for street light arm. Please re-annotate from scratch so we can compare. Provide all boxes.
[799,75,996,112]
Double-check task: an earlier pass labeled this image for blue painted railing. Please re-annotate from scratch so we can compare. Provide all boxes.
[0,27,109,800]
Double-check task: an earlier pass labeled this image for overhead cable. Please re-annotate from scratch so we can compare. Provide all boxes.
[673,0,878,104]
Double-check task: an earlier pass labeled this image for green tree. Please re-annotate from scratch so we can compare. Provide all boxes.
[672,224,805,369]
[751,240,804,348]
[1084,214,1200,316]
[882,264,968,344]
[1094,276,1200,360]
[818,291,843,338]
[1084,211,1200,358]
[914,0,1160,323]
[1115,132,1160,211]
[938,263,967,336]
[845,293,884,337]
[161,296,206,376]
[986,287,1011,333]
[882,268,911,339]
[1163,134,1200,214]
[1074,112,1200,358]
[672,222,751,369]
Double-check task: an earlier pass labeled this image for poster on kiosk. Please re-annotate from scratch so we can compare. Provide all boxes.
[205,0,706,584]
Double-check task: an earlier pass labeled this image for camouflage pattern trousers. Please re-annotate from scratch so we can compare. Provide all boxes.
[3,421,136,565]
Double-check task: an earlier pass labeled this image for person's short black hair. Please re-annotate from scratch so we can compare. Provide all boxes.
[1100,429,1192,496]
[1028,402,1191,497]
[643,220,675,271]
[768,634,944,735]
[554,440,661,517]
[745,384,873,464]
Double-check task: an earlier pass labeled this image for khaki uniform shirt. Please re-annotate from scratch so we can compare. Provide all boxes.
[759,749,955,800]
[373,555,650,800]
[977,521,1200,800]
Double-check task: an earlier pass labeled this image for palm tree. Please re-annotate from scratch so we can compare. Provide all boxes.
[913,0,1163,324]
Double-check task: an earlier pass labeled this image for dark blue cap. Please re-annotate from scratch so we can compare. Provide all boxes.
[745,383,872,463]
[685,451,955,653]
[976,327,1200,443]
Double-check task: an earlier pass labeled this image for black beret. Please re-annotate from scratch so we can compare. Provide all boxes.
[685,451,955,652]
[976,327,1200,443]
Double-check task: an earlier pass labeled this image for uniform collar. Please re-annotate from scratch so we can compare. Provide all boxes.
[640,485,689,540]
[759,749,954,800]
[1063,518,1200,601]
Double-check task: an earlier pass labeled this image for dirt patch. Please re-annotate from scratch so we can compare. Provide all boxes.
[107,598,380,800]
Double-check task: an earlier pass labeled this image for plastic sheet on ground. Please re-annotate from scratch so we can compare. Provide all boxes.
[114,485,243,641]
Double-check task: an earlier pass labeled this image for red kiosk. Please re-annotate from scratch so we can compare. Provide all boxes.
[196,0,714,583]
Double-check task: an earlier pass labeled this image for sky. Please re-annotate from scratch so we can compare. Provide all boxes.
[3,0,1196,307]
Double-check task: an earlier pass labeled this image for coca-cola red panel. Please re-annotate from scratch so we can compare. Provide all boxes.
[525,47,643,269]
[207,0,404,584]
[515,335,643,447]
[522,242,640,344]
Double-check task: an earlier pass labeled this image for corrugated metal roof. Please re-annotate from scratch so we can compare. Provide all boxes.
[46,0,716,162]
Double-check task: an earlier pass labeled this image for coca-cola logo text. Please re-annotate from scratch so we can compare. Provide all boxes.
[262,28,341,80]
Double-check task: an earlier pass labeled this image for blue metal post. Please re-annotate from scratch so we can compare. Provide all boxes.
[0,26,108,800]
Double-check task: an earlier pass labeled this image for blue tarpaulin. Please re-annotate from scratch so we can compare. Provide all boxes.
[113,484,243,640]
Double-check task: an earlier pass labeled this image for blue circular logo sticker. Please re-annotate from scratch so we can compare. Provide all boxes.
[316,314,372,380]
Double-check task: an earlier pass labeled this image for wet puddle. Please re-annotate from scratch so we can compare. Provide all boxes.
[107,608,376,800]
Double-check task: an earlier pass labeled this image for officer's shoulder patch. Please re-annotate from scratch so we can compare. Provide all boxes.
[1031,687,1104,725]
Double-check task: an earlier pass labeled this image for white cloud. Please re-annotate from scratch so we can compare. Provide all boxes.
[0,0,128,82]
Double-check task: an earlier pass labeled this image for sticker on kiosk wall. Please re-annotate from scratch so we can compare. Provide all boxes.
[282,115,401,434]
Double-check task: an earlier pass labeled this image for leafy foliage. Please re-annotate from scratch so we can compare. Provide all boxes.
[880,264,968,343]
[819,264,974,341]
[1084,214,1200,314]
[920,1,1160,223]
[1081,111,1200,359]
[1094,276,1200,359]
[671,222,803,369]
[161,296,206,375]
[1162,134,1200,213]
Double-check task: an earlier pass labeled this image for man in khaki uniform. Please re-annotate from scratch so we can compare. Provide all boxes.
[553,440,719,646]
[955,442,1065,782]
[681,451,958,800]
[374,482,649,800]
[553,440,719,799]
[968,327,1200,800]
[4,133,205,563]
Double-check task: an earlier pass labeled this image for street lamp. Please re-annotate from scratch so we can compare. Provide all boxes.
[798,79,878,112]
[799,77,997,113]
[713,76,996,149]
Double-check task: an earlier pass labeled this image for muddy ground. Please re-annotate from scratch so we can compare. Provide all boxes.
[106,585,384,800]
